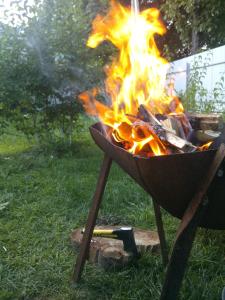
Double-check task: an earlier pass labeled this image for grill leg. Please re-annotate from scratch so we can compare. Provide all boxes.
[160,144,225,300]
[72,154,112,283]
[160,198,208,300]
[153,200,168,266]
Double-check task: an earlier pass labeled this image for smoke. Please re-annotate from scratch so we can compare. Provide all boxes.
[26,33,52,79]
[25,30,89,106]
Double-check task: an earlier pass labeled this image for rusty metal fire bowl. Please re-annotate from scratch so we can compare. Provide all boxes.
[90,122,225,230]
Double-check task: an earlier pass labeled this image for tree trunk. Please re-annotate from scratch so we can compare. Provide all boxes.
[191,1,199,54]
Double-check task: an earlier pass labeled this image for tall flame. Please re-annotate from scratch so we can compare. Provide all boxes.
[80,0,185,156]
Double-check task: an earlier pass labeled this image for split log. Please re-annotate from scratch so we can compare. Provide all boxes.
[195,130,221,143]
[71,226,160,269]
[138,105,197,152]
[175,113,193,138]
[210,124,225,149]
[160,116,186,138]
[187,112,224,131]
[138,104,162,127]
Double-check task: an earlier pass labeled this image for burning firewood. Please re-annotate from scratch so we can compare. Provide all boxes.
[79,0,218,157]
[138,104,162,127]
[173,114,193,138]
[138,105,197,152]
[160,116,186,138]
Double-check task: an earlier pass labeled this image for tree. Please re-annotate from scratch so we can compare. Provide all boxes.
[0,0,110,140]
[161,0,225,58]
[136,0,225,59]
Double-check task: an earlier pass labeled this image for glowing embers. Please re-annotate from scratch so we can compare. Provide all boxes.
[112,119,167,157]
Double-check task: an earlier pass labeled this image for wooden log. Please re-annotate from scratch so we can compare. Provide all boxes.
[210,124,225,149]
[160,116,186,138]
[137,105,197,152]
[175,114,193,138]
[138,104,162,127]
[187,112,224,131]
[71,226,160,269]
[195,130,221,143]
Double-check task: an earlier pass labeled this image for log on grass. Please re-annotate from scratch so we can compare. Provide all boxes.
[71,226,160,269]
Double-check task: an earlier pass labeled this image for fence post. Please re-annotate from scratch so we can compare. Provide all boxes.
[186,63,190,91]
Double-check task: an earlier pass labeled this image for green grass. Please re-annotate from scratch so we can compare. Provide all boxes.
[0,120,224,300]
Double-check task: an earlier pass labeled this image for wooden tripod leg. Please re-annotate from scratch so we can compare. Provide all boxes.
[153,200,168,266]
[72,154,112,283]
[160,144,225,300]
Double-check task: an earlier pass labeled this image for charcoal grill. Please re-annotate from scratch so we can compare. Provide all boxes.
[73,122,225,299]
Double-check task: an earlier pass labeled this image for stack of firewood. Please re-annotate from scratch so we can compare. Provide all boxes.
[113,104,223,156]
[187,112,223,143]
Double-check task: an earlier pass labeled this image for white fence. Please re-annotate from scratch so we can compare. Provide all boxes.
[167,45,225,112]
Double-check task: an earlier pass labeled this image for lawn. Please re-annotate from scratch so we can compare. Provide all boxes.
[0,118,224,300]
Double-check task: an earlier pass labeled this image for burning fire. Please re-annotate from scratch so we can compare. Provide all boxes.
[79,0,211,156]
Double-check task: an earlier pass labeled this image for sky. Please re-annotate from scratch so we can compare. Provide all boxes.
[0,0,35,25]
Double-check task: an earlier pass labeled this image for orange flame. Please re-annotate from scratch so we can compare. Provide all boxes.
[79,1,190,156]
[198,141,213,151]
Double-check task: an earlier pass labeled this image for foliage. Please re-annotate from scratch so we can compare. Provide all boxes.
[0,0,111,142]
[179,53,225,113]
[160,0,225,59]
[138,0,225,59]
